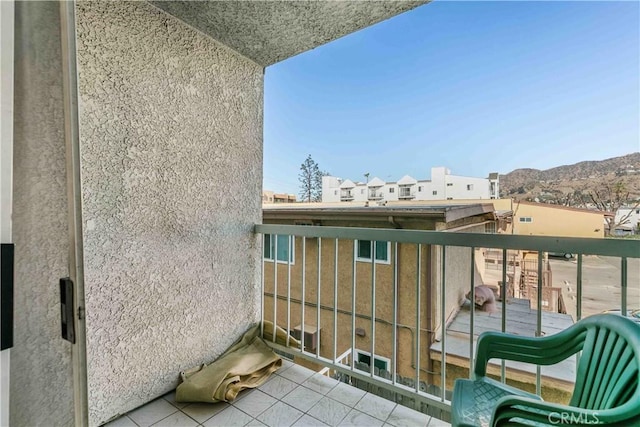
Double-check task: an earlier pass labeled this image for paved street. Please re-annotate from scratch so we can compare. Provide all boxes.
[550,256,640,320]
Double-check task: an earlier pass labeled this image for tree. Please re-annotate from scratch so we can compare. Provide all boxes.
[298,155,327,202]
[589,181,640,236]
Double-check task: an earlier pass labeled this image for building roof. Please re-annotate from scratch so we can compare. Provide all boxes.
[263,202,496,224]
[367,177,385,187]
[339,179,356,189]
[430,298,576,386]
[397,175,418,185]
[515,200,611,216]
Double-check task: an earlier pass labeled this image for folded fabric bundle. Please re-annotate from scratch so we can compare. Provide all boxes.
[176,321,299,403]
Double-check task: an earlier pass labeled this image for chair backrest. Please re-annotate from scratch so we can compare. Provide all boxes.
[569,314,640,411]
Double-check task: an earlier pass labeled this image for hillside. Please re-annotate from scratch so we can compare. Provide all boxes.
[499,153,640,205]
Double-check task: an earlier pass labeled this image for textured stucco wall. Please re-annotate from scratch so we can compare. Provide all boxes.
[75,2,263,425]
[11,2,75,426]
[152,0,428,66]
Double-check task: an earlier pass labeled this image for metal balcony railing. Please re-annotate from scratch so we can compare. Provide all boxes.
[340,191,354,201]
[254,224,639,419]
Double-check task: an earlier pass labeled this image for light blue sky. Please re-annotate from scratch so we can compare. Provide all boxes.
[263,1,639,196]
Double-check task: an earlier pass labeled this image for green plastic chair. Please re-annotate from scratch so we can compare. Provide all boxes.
[451,314,640,426]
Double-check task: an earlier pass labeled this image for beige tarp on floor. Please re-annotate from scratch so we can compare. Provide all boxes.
[176,322,300,403]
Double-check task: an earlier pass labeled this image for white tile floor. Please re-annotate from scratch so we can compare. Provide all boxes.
[104,360,451,427]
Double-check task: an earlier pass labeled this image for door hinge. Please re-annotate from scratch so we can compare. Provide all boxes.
[78,306,85,320]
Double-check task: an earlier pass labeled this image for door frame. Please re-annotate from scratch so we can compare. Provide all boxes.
[0,1,15,426]
[59,2,89,425]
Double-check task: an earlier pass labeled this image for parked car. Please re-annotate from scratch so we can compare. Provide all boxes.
[548,251,574,259]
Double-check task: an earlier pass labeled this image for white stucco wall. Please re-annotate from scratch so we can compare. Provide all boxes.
[11,2,75,425]
[75,2,263,424]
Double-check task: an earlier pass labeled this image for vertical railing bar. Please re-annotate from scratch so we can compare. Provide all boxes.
[469,247,475,378]
[260,234,265,339]
[317,237,322,359]
[286,236,293,347]
[415,244,421,393]
[351,240,357,373]
[440,245,447,402]
[501,248,507,383]
[621,257,628,317]
[370,241,376,378]
[577,254,583,321]
[576,252,582,367]
[273,235,278,343]
[392,242,398,386]
[536,253,543,396]
[333,238,338,362]
[301,237,306,353]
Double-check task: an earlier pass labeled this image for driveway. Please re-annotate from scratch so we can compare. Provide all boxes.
[550,256,640,320]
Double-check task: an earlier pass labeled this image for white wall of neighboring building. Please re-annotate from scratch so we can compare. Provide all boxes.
[615,207,640,231]
[322,176,342,202]
[322,167,499,203]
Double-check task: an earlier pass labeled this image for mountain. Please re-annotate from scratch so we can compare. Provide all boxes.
[499,153,640,205]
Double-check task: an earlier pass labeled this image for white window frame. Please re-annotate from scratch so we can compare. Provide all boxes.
[354,349,390,372]
[518,217,533,223]
[263,234,295,264]
[389,187,395,193]
[355,240,390,264]
[432,190,437,195]
[467,184,473,191]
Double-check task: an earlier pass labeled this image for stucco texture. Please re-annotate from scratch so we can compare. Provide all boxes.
[151,0,428,66]
[11,2,75,426]
[75,2,263,424]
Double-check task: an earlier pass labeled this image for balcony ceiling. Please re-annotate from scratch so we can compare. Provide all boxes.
[150,0,429,66]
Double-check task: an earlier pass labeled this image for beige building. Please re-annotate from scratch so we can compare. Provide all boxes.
[386,198,608,238]
[506,200,608,238]
[263,190,297,204]
[262,202,583,403]
[262,204,494,386]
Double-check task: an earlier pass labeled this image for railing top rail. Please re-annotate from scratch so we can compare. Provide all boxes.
[254,224,640,258]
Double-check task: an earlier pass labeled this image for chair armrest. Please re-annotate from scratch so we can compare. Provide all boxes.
[492,395,624,426]
[474,328,584,378]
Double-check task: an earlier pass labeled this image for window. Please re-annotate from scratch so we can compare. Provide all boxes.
[356,240,390,263]
[361,189,365,194]
[263,234,294,263]
[467,184,473,191]
[447,183,453,187]
[399,187,411,198]
[334,190,337,195]
[447,197,453,200]
[418,186,422,192]
[355,349,389,372]
[432,190,437,195]
[519,217,533,223]
[389,188,394,193]
[485,222,496,234]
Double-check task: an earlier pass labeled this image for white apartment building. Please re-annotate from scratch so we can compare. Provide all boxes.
[322,167,500,203]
